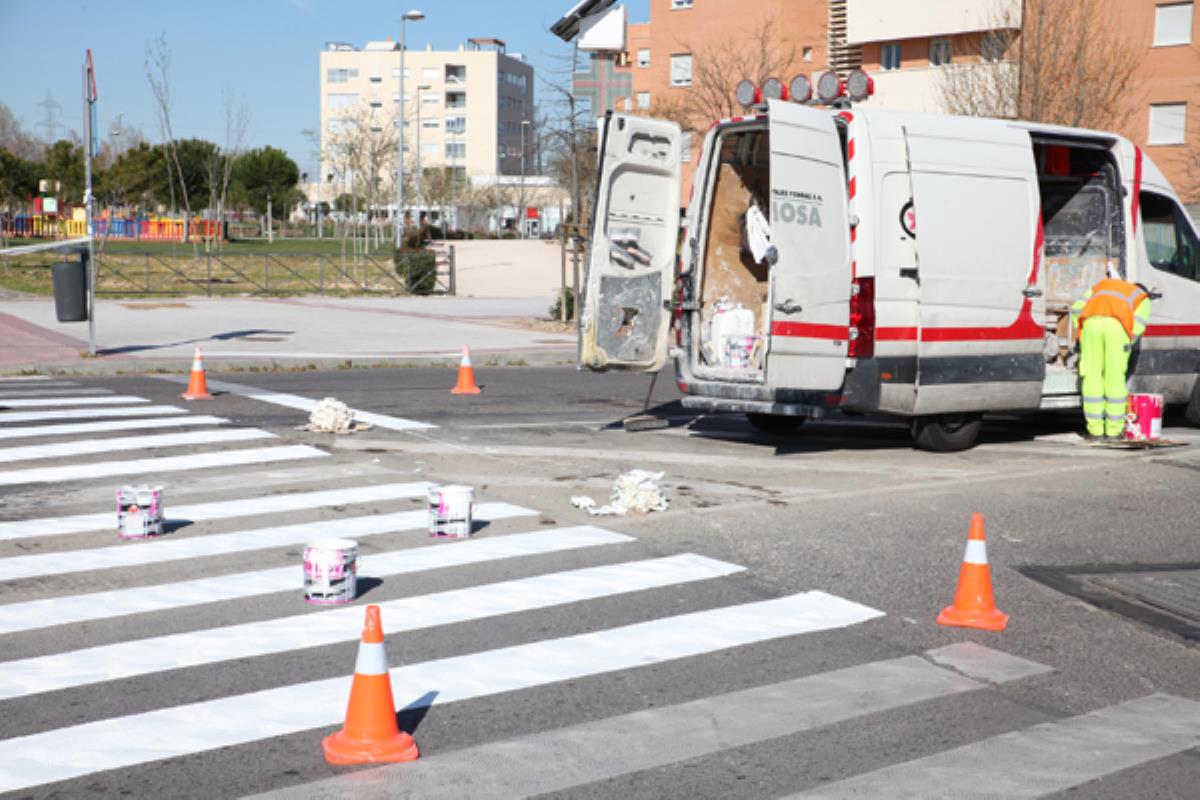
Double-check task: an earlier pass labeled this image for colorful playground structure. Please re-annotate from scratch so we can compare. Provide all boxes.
[2,210,223,242]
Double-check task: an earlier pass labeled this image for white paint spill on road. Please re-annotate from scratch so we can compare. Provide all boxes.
[0,444,327,487]
[0,501,534,581]
[0,592,883,794]
[156,375,435,430]
[0,427,274,464]
[0,527,632,635]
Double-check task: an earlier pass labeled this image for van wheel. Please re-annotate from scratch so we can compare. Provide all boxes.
[1185,378,1200,426]
[911,413,982,452]
[746,413,805,433]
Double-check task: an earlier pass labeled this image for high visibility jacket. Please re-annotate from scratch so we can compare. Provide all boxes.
[1073,278,1150,339]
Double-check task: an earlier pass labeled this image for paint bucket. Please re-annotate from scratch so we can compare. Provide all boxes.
[303,538,358,605]
[1124,393,1164,442]
[427,485,474,538]
[723,335,761,369]
[116,485,165,539]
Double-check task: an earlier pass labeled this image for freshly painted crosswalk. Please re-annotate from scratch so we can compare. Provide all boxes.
[0,426,274,464]
[0,413,228,442]
[0,395,149,408]
[0,404,188,424]
[0,387,112,398]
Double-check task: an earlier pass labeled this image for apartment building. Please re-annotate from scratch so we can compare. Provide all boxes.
[318,37,534,208]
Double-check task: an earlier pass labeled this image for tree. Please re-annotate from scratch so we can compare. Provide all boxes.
[0,103,41,162]
[98,142,171,210]
[205,91,249,249]
[43,140,85,203]
[232,146,300,222]
[934,0,1142,131]
[0,147,38,205]
[146,33,195,235]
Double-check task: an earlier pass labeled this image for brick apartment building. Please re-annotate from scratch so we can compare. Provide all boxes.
[570,0,1200,201]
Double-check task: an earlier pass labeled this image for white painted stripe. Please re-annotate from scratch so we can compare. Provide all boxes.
[353,641,389,676]
[0,415,227,443]
[0,377,69,383]
[252,649,1038,800]
[0,427,274,464]
[157,375,435,431]
[0,388,112,398]
[0,591,883,793]
[0,405,187,424]
[963,539,989,565]
[0,527,631,635]
[0,395,149,408]
[0,481,432,541]
[0,445,326,488]
[0,554,742,699]
[789,694,1200,799]
[0,502,533,581]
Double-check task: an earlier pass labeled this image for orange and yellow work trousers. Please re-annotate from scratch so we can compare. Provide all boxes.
[1079,315,1130,438]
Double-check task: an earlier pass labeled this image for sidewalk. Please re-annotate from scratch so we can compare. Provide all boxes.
[0,295,576,375]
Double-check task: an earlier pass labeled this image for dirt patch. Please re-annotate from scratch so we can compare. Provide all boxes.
[493,317,576,334]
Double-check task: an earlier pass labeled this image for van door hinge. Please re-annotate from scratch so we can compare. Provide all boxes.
[1022,285,1043,298]
[670,299,700,311]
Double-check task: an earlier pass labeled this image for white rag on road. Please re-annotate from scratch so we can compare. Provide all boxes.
[300,397,371,434]
[571,470,670,516]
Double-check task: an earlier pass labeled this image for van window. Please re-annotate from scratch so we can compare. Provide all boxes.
[1141,191,1200,281]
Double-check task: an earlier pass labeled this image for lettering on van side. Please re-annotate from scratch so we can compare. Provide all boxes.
[771,188,824,228]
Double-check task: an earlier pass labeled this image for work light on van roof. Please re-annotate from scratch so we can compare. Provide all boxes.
[845,69,874,102]
[761,77,784,102]
[816,70,844,103]
[789,74,812,103]
[734,79,758,108]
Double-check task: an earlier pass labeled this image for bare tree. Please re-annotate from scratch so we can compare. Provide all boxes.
[204,90,249,252]
[0,103,43,161]
[935,0,1142,131]
[145,34,194,244]
[321,101,402,257]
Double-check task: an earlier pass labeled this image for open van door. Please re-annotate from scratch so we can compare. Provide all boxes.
[766,100,852,391]
[579,114,682,371]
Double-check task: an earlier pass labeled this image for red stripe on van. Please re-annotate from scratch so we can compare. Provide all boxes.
[1131,146,1143,236]
[772,322,849,340]
[848,176,857,199]
[847,138,856,160]
[875,301,1043,342]
[1146,323,1200,337]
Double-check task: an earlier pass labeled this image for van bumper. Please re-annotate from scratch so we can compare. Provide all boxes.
[680,396,828,418]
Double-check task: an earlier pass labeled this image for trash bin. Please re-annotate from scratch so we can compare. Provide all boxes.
[52,251,89,322]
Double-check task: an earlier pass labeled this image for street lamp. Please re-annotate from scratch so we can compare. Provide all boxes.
[520,119,530,238]
[394,8,425,248]
[415,83,431,227]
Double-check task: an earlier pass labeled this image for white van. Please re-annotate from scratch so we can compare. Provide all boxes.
[578,103,1200,450]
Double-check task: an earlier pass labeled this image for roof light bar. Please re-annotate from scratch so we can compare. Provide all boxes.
[735,78,758,109]
[761,77,784,102]
[789,74,812,103]
[846,69,873,102]
[815,70,844,104]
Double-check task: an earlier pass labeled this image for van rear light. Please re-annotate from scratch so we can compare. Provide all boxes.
[847,277,875,359]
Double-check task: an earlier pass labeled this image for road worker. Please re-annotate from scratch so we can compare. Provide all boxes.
[1071,274,1151,440]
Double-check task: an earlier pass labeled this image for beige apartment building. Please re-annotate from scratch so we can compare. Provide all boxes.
[318,36,534,215]
[573,0,1200,201]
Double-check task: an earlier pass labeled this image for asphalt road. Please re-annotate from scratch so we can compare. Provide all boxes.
[1,366,1198,799]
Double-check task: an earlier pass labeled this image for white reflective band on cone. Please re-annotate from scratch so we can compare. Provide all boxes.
[963,540,989,565]
[354,641,389,675]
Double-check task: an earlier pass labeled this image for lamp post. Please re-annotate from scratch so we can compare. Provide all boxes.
[394,8,425,248]
[520,119,530,238]
[415,83,431,227]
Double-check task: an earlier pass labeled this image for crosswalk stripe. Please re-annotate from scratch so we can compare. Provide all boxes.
[0,444,327,487]
[0,395,149,408]
[0,427,275,464]
[0,388,112,398]
[0,481,433,541]
[0,502,535,581]
[788,693,1200,799]
[0,554,744,700]
[0,591,882,793]
[0,527,633,635]
[0,414,229,443]
[0,377,74,384]
[248,645,1046,800]
[156,375,436,431]
[0,405,187,424]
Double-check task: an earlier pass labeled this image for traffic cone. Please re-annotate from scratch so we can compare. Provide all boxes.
[323,605,419,765]
[937,513,1009,632]
[450,346,482,395]
[180,347,213,400]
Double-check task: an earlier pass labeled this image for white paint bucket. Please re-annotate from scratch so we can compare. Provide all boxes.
[303,538,358,605]
[428,485,474,538]
[116,485,165,539]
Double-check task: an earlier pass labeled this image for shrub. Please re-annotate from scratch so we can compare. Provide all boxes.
[549,287,576,321]
[394,247,439,295]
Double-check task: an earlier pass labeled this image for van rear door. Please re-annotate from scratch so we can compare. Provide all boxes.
[766,100,852,391]
[579,114,683,371]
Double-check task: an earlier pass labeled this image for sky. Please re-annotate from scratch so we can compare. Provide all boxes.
[0,0,651,178]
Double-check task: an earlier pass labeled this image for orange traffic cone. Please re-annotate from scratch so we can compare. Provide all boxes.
[450,346,481,395]
[323,605,419,765]
[937,513,1008,631]
[180,347,213,400]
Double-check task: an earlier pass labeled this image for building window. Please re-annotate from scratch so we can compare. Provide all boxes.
[1149,102,1187,144]
[369,76,382,83]
[369,101,382,109]
[1155,3,1194,46]
[446,65,466,83]
[326,68,358,84]
[446,142,466,159]
[421,142,438,156]
[802,46,813,62]
[681,132,692,163]
[422,67,439,79]
[670,53,693,86]
[327,93,359,110]
[981,31,1009,62]
[392,68,410,78]
[637,48,650,67]
[637,91,650,109]
[929,38,952,66]
[421,92,439,104]
[671,0,694,7]
[446,116,466,134]
[422,118,440,128]
[881,43,901,70]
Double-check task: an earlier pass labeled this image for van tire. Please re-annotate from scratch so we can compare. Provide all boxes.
[1185,377,1200,427]
[911,413,983,452]
[746,413,806,433]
